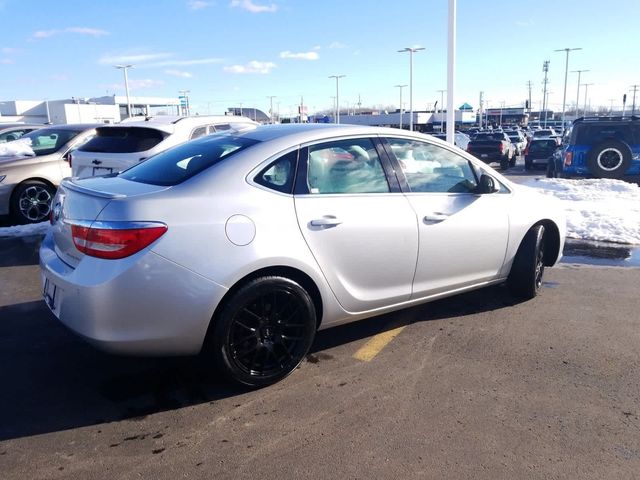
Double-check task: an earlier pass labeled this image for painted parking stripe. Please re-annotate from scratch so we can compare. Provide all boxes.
[353,325,406,362]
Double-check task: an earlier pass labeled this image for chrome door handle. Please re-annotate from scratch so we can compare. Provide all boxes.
[310,216,342,228]
[423,213,449,224]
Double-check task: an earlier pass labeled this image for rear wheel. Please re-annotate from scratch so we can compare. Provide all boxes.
[508,225,545,300]
[10,180,56,224]
[586,140,632,179]
[210,276,316,388]
[500,158,509,170]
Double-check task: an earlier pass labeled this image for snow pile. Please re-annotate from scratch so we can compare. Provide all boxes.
[523,178,640,244]
[0,222,50,238]
[0,138,35,158]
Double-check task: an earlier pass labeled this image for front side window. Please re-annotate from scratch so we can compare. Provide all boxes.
[386,138,478,193]
[306,138,389,194]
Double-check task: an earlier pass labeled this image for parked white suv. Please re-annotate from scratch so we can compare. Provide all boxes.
[71,115,258,178]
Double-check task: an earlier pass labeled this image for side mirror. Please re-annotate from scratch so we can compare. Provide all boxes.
[478,174,498,194]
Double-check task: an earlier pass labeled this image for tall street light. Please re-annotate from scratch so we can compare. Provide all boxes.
[398,46,425,131]
[114,64,134,118]
[582,83,594,116]
[554,47,582,129]
[328,75,346,124]
[266,95,276,124]
[437,89,446,132]
[571,69,589,118]
[395,84,407,129]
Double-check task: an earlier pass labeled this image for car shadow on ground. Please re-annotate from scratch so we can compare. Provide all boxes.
[0,283,522,441]
[0,236,42,268]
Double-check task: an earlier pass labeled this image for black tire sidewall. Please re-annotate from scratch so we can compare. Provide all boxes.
[508,225,545,300]
[211,276,316,388]
[586,139,632,179]
[10,181,56,224]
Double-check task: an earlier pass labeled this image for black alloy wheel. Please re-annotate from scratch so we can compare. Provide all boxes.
[211,276,316,388]
[507,224,546,300]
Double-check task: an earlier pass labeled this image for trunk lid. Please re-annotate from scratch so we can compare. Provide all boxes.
[51,176,169,268]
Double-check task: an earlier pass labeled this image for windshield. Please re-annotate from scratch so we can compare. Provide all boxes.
[20,128,83,156]
[119,134,259,186]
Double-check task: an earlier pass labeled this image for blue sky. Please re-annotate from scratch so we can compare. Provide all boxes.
[1,0,639,116]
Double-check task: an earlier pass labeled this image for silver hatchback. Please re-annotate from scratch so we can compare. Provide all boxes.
[40,124,566,387]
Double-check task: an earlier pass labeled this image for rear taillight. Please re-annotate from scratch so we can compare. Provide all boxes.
[71,223,167,259]
[498,143,504,153]
[466,145,472,152]
[564,151,573,166]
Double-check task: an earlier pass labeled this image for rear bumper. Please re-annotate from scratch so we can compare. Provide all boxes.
[39,232,228,356]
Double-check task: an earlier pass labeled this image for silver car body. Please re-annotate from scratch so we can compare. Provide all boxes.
[71,115,258,179]
[40,124,566,356]
[0,124,98,216]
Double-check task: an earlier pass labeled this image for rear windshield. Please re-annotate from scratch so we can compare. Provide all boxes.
[79,127,167,153]
[21,128,83,156]
[119,134,259,186]
[474,133,504,141]
[530,140,557,151]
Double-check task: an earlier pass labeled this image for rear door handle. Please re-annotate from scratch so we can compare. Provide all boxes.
[310,216,342,228]
[423,213,449,224]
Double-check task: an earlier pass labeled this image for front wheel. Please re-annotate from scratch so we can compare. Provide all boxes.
[507,225,545,300]
[10,180,56,224]
[210,276,317,388]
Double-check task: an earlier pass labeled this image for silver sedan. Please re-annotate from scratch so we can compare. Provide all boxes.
[40,124,566,387]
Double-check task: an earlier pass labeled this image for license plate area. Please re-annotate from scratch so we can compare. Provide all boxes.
[481,154,488,158]
[43,277,58,310]
[92,166,113,176]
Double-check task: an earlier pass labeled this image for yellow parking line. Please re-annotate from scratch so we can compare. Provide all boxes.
[353,325,407,362]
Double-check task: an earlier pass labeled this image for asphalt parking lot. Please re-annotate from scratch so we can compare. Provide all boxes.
[1,160,639,479]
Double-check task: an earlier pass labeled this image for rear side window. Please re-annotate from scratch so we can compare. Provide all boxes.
[120,135,259,186]
[575,124,637,145]
[79,127,167,153]
[254,150,298,194]
[530,140,557,151]
[190,126,207,140]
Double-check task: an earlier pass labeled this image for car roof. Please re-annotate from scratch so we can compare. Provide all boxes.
[120,115,257,126]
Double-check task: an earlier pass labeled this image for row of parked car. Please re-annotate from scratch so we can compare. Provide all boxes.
[0,115,257,223]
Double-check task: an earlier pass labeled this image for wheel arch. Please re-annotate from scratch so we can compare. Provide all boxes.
[11,177,58,196]
[534,219,561,266]
[204,265,324,350]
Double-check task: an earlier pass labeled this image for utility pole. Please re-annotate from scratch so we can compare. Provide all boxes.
[582,83,594,116]
[437,89,446,132]
[554,47,582,129]
[328,75,345,124]
[395,85,407,129]
[357,94,362,114]
[542,60,550,128]
[300,95,304,123]
[478,91,484,128]
[398,46,425,131]
[526,81,533,115]
[266,95,276,124]
[499,101,505,127]
[630,85,639,115]
[571,69,589,119]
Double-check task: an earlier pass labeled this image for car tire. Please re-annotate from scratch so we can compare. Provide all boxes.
[500,159,509,170]
[545,160,555,177]
[210,276,317,388]
[525,160,533,171]
[508,224,545,300]
[586,139,632,179]
[10,180,56,224]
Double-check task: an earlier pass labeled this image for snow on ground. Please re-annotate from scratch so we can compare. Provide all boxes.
[522,178,640,245]
[0,138,35,158]
[0,222,50,238]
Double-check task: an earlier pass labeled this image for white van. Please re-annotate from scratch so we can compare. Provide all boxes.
[71,115,258,178]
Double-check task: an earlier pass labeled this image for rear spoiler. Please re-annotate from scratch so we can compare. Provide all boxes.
[61,178,126,199]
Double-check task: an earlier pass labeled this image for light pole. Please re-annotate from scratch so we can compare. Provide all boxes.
[499,101,505,127]
[437,89,446,132]
[398,46,425,131]
[266,95,276,124]
[328,75,345,123]
[582,83,594,116]
[395,84,407,129]
[114,64,134,118]
[571,69,589,118]
[554,47,582,128]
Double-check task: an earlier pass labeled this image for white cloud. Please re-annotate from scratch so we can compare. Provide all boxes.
[102,78,165,91]
[279,51,319,60]
[223,60,276,74]
[148,58,223,67]
[2,47,20,54]
[187,0,214,9]
[98,52,173,65]
[328,41,347,49]
[32,27,109,39]
[313,45,321,51]
[165,69,193,78]
[0,58,13,64]
[230,0,277,13]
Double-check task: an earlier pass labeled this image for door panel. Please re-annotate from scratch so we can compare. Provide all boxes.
[293,137,418,312]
